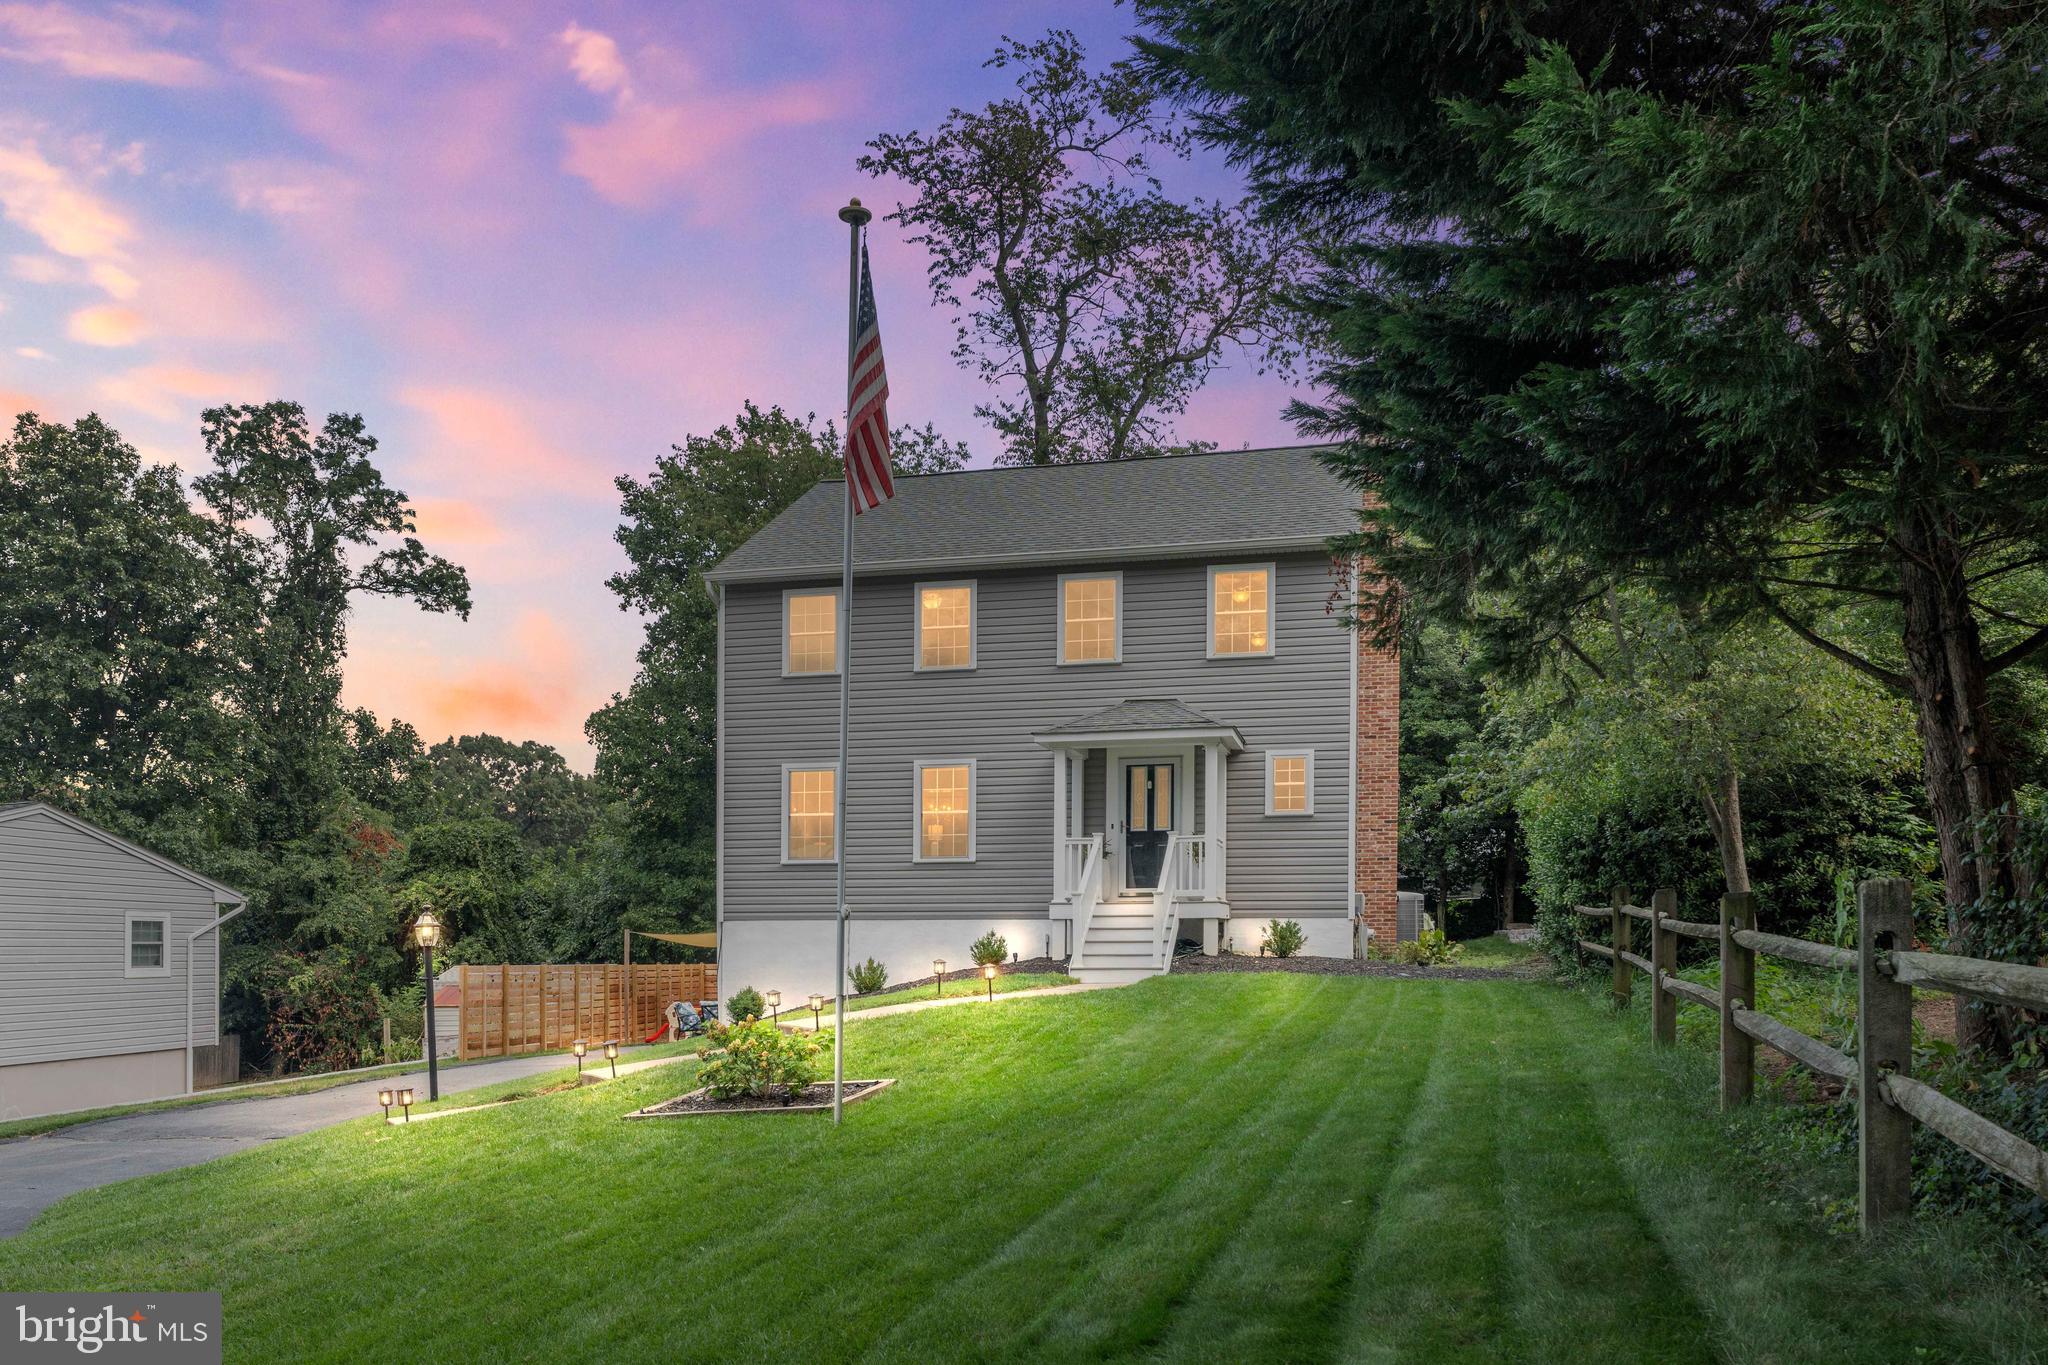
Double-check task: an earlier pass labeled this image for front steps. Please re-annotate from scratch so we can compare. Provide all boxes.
[1070,904,1172,984]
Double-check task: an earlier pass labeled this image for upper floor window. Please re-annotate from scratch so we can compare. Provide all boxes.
[1266,750,1314,816]
[784,589,839,675]
[783,765,838,862]
[1058,573,1121,665]
[126,913,167,976]
[915,760,976,861]
[1208,564,1275,658]
[915,581,976,671]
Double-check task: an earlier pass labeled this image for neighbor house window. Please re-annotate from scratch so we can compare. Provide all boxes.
[915,581,976,670]
[1209,564,1274,657]
[1266,751,1313,816]
[915,761,975,861]
[126,913,167,976]
[783,765,838,862]
[783,589,839,675]
[1058,573,1121,665]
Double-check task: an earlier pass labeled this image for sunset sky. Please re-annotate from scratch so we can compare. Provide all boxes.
[0,1,1301,765]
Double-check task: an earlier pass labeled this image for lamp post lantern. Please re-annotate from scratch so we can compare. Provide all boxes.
[377,1088,394,1123]
[808,993,825,1033]
[932,960,946,998]
[396,1086,415,1122]
[412,910,444,1101]
[984,963,997,1003]
[603,1040,619,1079]
[765,989,782,1025]
[572,1039,587,1076]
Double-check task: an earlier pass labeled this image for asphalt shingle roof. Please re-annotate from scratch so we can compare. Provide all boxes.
[706,445,1358,584]
[1037,699,1237,737]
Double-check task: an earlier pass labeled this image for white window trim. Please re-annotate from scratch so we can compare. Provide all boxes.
[1265,749,1316,817]
[780,762,841,864]
[912,579,978,672]
[781,586,841,678]
[911,758,977,863]
[125,911,170,978]
[1055,570,1123,666]
[1206,562,1278,659]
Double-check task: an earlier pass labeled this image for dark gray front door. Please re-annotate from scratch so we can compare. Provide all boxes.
[1123,762,1174,891]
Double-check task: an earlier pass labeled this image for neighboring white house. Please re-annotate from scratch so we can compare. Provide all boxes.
[0,802,247,1122]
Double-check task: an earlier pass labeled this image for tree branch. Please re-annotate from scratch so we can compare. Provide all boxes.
[1759,591,1910,693]
[1986,625,2048,676]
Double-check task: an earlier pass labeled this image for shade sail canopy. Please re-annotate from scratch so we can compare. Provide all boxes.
[632,931,718,949]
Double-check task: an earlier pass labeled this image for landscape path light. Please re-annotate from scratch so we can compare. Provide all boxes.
[932,960,946,998]
[412,909,445,1101]
[377,1087,394,1122]
[397,1086,415,1122]
[808,993,825,1033]
[765,990,782,1025]
[603,1040,619,1079]
[573,1039,587,1076]
[984,963,997,1003]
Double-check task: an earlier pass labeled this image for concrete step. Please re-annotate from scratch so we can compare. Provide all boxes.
[1086,926,1157,943]
[1069,965,1167,985]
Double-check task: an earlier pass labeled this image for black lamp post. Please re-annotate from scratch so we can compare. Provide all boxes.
[413,910,444,1101]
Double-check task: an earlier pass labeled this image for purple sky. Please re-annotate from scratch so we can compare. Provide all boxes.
[0,1,1303,765]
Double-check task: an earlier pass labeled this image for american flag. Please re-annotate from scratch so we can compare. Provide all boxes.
[844,244,895,512]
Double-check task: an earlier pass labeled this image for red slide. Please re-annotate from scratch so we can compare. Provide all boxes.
[643,1019,670,1044]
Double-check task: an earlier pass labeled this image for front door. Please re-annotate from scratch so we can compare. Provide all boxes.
[1122,762,1175,892]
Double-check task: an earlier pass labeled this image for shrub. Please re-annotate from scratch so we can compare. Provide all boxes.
[848,957,889,995]
[1261,919,1307,958]
[725,986,765,1023]
[698,1019,825,1103]
[969,931,1009,967]
[1394,926,1461,966]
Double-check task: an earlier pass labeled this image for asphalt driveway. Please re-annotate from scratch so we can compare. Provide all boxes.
[0,1051,608,1238]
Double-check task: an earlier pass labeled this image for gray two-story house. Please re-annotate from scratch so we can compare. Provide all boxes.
[706,446,1399,997]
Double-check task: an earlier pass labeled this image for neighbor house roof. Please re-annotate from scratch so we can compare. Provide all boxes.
[0,801,249,903]
[1032,698,1246,751]
[705,445,1359,585]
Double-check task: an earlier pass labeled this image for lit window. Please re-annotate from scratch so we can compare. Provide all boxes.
[785,767,837,861]
[784,591,838,675]
[916,582,975,670]
[917,762,974,860]
[1267,752,1313,816]
[127,915,166,975]
[1060,574,1120,664]
[1210,566,1273,657]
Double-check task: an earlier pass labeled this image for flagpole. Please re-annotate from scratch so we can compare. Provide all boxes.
[833,197,870,1125]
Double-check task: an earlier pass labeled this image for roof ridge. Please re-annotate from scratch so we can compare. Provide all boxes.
[819,442,1338,484]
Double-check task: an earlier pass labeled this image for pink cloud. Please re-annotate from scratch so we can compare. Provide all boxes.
[66,302,144,346]
[0,2,210,86]
[559,23,629,98]
[97,361,271,422]
[399,384,612,501]
[409,496,504,548]
[0,139,134,261]
[562,86,838,209]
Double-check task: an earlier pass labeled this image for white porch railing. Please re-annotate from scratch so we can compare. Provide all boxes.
[1058,835,1101,902]
[1168,835,1225,901]
[1067,835,1107,966]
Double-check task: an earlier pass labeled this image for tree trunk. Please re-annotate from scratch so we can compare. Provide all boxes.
[1700,760,1751,896]
[1893,506,2026,1054]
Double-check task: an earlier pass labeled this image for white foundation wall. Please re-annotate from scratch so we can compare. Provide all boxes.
[0,1047,186,1122]
[1216,915,1355,958]
[720,916,1077,1003]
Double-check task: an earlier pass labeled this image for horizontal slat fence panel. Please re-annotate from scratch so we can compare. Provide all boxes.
[455,963,717,1060]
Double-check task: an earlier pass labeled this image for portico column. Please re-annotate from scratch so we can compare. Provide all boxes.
[1052,749,1069,898]
[1204,741,1226,899]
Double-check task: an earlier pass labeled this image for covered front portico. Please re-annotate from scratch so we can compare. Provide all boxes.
[1032,700,1244,980]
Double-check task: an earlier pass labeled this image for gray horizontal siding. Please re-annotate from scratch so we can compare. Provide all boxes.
[720,551,1354,925]
[0,811,221,1065]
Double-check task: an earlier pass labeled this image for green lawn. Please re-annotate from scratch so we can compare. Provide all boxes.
[829,969,1077,1015]
[3,976,2041,1362]
[1449,933,1545,971]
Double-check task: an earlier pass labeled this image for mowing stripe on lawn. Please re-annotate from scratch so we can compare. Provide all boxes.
[1140,981,1445,1361]
[1335,978,1518,1361]
[1486,986,1722,1364]
[851,977,1353,1359]
[1015,978,1417,1358]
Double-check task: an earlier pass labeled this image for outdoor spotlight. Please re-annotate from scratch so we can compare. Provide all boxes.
[397,1087,415,1122]
[808,993,825,1033]
[604,1040,619,1078]
[933,959,946,997]
[572,1039,587,1075]
[411,909,442,948]
[765,989,782,1024]
[984,962,997,1002]
[377,1088,394,1122]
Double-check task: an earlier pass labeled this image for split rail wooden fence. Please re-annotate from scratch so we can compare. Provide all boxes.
[1573,878,2048,1232]
[455,963,718,1061]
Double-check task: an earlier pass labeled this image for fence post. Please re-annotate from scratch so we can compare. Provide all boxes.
[1611,885,1632,1008]
[1719,891,1755,1109]
[1858,877,1914,1233]
[1650,887,1677,1046]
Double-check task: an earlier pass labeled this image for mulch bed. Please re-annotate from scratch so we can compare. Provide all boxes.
[1169,953,1524,982]
[874,956,1070,996]
[625,1079,894,1118]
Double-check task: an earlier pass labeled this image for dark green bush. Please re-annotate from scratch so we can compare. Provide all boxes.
[969,931,1008,967]
[848,957,888,995]
[725,986,765,1023]
[1261,919,1306,958]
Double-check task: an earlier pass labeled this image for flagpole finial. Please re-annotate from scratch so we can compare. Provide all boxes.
[838,197,872,227]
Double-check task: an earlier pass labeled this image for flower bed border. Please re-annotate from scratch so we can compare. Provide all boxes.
[622,1078,895,1119]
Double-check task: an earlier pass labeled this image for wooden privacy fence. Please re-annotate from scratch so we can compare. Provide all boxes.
[1571,878,2048,1232]
[455,963,718,1061]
